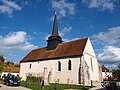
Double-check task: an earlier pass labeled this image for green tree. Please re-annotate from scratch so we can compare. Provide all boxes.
[0,61,15,73]
[5,61,14,66]
[0,59,20,77]
[0,55,5,73]
[0,62,4,73]
[112,64,120,80]
[118,64,120,69]
[14,63,20,67]
[0,55,5,62]
[4,61,15,72]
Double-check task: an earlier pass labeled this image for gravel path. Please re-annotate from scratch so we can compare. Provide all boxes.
[0,84,32,90]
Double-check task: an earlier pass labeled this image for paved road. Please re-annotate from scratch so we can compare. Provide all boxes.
[89,86,107,90]
[0,84,32,90]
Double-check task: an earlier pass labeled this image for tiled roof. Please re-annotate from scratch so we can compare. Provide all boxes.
[102,66,109,72]
[3,67,20,73]
[20,38,88,62]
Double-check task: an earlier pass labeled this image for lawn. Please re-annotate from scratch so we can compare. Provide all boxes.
[20,81,91,90]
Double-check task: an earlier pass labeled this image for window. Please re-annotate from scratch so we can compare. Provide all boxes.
[68,60,71,70]
[90,58,93,71]
[58,61,61,71]
[29,64,32,69]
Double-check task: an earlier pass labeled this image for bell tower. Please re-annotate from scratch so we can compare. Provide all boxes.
[47,13,63,50]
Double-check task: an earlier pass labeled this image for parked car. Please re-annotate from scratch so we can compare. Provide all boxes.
[4,74,20,86]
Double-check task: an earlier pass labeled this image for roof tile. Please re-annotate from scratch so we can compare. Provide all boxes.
[102,66,110,72]
[20,38,88,62]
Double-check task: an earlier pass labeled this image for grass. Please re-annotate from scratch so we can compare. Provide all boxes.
[20,81,91,90]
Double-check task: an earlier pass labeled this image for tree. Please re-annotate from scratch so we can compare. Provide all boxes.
[0,61,15,73]
[0,55,5,62]
[5,61,14,66]
[0,60,20,77]
[0,55,5,73]
[0,62,4,73]
[4,61,15,72]
[112,64,120,80]
[14,63,20,67]
[118,64,120,69]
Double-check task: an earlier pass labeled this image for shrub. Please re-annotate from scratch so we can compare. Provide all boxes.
[26,75,42,82]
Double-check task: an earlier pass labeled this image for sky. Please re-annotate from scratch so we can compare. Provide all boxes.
[0,0,120,70]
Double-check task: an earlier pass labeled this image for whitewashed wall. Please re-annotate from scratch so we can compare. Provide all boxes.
[83,38,101,85]
[20,57,81,84]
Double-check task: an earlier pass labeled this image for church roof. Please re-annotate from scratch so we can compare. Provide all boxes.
[20,38,88,62]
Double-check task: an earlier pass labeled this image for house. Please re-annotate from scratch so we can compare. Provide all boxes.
[1,66,20,79]
[102,65,112,81]
[20,14,102,85]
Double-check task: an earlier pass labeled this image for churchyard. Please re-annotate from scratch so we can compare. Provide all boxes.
[20,81,91,90]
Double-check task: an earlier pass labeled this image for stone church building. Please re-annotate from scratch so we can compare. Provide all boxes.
[20,14,102,85]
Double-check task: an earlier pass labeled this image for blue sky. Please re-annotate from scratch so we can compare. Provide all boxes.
[0,0,120,70]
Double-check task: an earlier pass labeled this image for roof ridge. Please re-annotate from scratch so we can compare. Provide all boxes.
[32,47,47,51]
[33,38,88,51]
[60,37,88,44]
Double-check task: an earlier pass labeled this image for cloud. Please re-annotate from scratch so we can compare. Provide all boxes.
[0,26,7,30]
[0,31,38,51]
[51,0,76,18]
[98,46,120,63]
[91,26,120,69]
[82,0,117,11]
[59,26,81,42]
[0,0,22,17]
[98,45,120,70]
[103,63,119,70]
[91,26,120,46]
[20,0,33,7]
[59,26,72,37]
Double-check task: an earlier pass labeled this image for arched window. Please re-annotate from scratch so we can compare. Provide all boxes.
[29,64,32,69]
[90,57,93,71]
[68,60,71,70]
[58,61,61,71]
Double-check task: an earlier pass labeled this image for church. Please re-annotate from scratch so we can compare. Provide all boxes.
[20,14,102,85]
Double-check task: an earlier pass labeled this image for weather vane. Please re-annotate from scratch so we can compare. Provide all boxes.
[54,11,58,15]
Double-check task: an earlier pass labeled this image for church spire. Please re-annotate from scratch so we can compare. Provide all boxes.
[52,12,58,36]
[47,13,63,51]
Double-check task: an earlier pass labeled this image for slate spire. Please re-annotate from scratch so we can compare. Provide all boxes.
[52,13,58,36]
[47,13,63,50]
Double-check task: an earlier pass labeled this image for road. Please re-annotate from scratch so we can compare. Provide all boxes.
[0,84,32,90]
[89,86,107,90]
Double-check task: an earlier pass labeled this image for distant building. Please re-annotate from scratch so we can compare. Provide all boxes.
[1,66,20,78]
[102,65,112,81]
[20,14,102,85]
